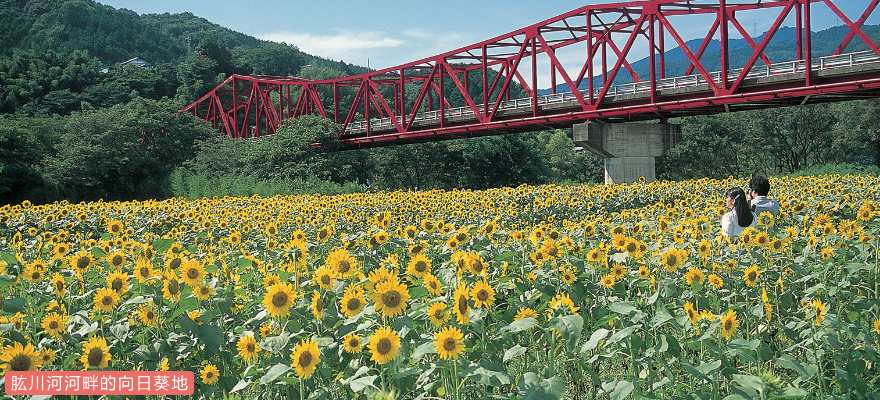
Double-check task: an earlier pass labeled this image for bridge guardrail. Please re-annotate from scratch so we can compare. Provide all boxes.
[346,50,880,134]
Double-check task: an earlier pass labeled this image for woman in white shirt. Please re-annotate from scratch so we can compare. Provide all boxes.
[721,187,757,236]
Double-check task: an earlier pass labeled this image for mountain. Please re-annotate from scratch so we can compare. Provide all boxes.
[540,24,880,94]
[0,0,364,71]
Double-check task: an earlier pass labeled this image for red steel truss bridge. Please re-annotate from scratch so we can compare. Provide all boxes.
[181,0,880,148]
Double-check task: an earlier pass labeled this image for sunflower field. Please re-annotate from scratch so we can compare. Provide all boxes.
[0,174,878,400]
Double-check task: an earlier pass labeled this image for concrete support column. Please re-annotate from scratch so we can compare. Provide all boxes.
[573,122,681,185]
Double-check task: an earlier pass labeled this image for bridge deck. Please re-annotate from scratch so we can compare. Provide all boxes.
[343,50,880,140]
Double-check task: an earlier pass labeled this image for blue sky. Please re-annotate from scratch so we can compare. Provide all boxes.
[97,0,877,73]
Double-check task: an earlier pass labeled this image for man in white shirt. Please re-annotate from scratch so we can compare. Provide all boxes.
[748,174,781,218]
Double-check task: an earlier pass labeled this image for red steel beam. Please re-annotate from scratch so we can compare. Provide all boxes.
[179,0,880,148]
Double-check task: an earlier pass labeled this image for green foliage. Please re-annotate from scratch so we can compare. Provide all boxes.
[660,102,880,180]
[783,163,880,177]
[233,42,305,76]
[168,168,368,199]
[44,98,214,201]
[242,115,342,181]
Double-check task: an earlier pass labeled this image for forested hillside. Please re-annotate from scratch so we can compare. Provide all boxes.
[0,0,878,207]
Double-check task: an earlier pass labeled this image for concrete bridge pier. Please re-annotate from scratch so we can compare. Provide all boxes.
[573,122,681,185]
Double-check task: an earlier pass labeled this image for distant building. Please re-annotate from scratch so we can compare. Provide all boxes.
[100,57,152,73]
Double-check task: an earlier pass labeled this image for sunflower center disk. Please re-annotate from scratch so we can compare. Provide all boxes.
[272,293,288,308]
[299,351,312,366]
[11,354,31,371]
[338,261,350,274]
[382,291,400,308]
[443,338,457,351]
[88,348,104,366]
[377,338,392,354]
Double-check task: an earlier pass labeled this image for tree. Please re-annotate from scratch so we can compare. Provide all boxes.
[242,115,341,181]
[0,117,61,204]
[746,104,837,174]
[541,129,603,183]
[658,114,748,180]
[45,98,215,201]
[834,99,880,167]
[234,42,305,76]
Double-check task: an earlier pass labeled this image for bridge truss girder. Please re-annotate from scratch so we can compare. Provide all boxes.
[181,0,880,147]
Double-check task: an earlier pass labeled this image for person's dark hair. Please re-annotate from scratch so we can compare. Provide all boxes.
[726,187,754,227]
[749,175,771,197]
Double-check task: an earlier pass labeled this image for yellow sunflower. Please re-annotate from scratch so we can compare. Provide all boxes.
[236,333,261,363]
[368,231,391,248]
[263,282,297,318]
[290,338,321,378]
[0,342,42,374]
[164,255,185,272]
[434,326,465,360]
[41,313,68,338]
[611,263,627,280]
[93,288,120,313]
[873,318,880,335]
[423,273,443,296]
[427,302,450,326]
[547,293,580,318]
[340,285,367,318]
[660,248,685,272]
[560,268,576,284]
[313,265,336,290]
[180,259,206,287]
[106,220,124,236]
[193,283,215,300]
[470,280,495,308]
[311,291,324,320]
[685,268,705,286]
[80,335,111,369]
[200,363,219,385]
[326,248,359,279]
[22,263,45,283]
[370,279,410,318]
[343,334,362,354]
[136,303,159,327]
[50,272,67,297]
[514,307,538,322]
[368,326,400,365]
[464,253,488,276]
[743,265,761,288]
[317,226,334,242]
[409,241,429,257]
[106,251,126,270]
[684,301,698,325]
[721,310,738,340]
[134,259,156,284]
[162,273,182,303]
[39,348,56,366]
[708,274,724,289]
[454,283,470,325]
[808,298,828,326]
[106,270,129,295]
[406,253,432,278]
[600,274,616,288]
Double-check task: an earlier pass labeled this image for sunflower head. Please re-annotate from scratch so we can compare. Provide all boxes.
[80,335,111,369]
[368,326,400,365]
[290,338,321,378]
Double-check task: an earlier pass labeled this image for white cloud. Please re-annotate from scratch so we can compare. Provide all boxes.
[258,30,405,62]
